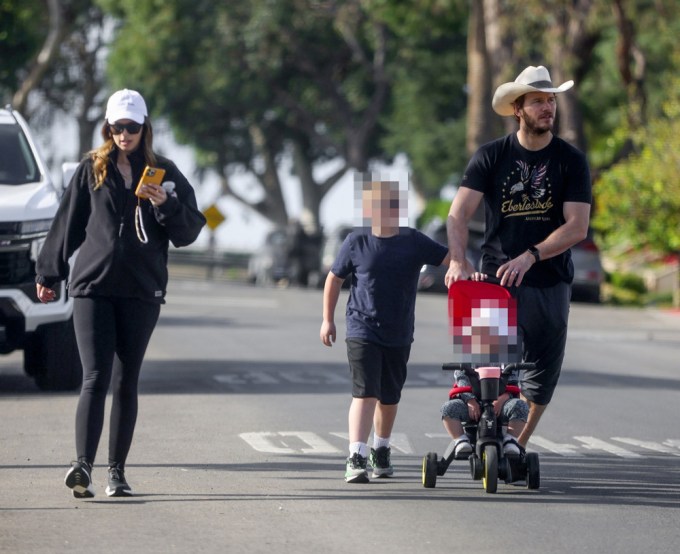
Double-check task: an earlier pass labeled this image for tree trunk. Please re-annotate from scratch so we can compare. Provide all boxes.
[12,0,66,115]
[483,0,516,136]
[465,0,494,157]
[547,0,597,152]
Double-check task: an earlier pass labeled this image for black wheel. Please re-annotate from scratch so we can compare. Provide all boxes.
[526,452,540,490]
[469,454,483,480]
[422,452,438,488]
[482,445,498,493]
[25,317,82,391]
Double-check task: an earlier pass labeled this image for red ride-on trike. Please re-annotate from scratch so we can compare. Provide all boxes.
[422,280,540,493]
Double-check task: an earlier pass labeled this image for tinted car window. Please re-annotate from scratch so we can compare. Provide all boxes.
[0,124,40,185]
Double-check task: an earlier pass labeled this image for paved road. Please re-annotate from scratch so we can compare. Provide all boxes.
[1,278,679,553]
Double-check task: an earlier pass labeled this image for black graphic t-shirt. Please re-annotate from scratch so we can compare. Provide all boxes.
[461,133,591,287]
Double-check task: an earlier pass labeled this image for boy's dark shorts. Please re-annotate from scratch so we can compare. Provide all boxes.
[346,339,411,405]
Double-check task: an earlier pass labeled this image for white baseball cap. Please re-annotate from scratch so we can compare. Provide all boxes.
[105,89,148,124]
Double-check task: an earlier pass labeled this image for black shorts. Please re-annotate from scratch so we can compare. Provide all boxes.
[516,281,570,405]
[346,339,411,404]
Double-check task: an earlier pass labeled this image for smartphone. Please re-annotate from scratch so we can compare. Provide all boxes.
[135,166,166,199]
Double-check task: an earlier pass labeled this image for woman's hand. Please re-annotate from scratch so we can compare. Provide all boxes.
[141,184,168,206]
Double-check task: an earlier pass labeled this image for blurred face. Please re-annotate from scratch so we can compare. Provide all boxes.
[515,91,556,135]
[110,119,143,153]
[362,181,402,232]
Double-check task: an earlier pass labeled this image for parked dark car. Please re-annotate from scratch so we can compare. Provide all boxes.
[570,230,604,303]
[318,225,353,288]
[417,219,484,293]
[247,228,290,286]
[417,220,604,303]
[247,224,323,287]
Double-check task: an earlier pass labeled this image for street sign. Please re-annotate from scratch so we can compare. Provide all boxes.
[203,203,226,231]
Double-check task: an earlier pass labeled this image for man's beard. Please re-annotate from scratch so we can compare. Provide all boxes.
[521,110,554,136]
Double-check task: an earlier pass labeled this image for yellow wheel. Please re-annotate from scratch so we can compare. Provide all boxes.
[422,452,438,488]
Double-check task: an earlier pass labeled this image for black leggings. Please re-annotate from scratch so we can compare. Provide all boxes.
[73,296,160,468]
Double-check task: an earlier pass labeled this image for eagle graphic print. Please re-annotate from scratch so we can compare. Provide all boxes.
[501,160,553,220]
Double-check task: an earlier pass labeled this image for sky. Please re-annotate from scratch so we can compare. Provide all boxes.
[44,116,425,253]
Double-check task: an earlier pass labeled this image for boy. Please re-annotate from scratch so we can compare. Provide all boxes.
[320,173,449,483]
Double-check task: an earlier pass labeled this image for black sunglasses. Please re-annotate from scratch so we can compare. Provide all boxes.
[110,122,143,135]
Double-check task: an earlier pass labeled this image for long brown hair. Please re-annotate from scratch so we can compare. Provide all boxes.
[90,118,157,190]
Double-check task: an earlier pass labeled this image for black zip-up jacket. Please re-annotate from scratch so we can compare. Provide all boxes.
[36,149,206,303]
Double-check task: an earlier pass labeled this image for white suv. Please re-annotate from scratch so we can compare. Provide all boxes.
[0,106,81,390]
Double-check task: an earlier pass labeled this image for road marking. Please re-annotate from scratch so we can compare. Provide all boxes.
[329,432,414,454]
[239,432,295,454]
[214,371,279,385]
[278,432,341,454]
[529,436,584,457]
[612,437,680,456]
[239,432,341,454]
[573,436,643,458]
[214,370,350,386]
[279,370,350,385]
[239,432,679,458]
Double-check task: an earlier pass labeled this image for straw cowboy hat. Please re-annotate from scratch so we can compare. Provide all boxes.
[492,65,574,116]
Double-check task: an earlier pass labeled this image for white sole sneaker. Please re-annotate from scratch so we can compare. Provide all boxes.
[65,462,95,498]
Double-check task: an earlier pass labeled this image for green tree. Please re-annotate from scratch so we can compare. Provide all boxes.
[100,0,392,232]
[376,0,469,199]
[0,0,44,101]
[594,76,680,254]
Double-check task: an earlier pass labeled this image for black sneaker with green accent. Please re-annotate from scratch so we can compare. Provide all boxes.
[64,460,95,499]
[105,465,133,497]
[369,446,394,478]
[345,453,369,483]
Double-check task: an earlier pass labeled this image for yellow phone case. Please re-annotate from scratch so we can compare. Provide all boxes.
[135,166,166,198]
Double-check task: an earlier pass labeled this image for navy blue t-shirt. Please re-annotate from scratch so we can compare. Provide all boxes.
[461,133,591,287]
[331,227,448,347]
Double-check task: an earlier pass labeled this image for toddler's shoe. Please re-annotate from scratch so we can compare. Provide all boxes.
[453,437,472,459]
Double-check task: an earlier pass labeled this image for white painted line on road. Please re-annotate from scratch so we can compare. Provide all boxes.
[573,436,643,458]
[612,437,680,456]
[278,432,341,454]
[530,436,584,457]
[329,432,414,454]
[238,431,680,459]
[279,371,350,385]
[239,432,295,454]
[214,371,280,385]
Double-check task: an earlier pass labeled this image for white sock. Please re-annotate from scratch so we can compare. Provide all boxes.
[349,442,368,458]
[454,435,469,443]
[373,435,390,450]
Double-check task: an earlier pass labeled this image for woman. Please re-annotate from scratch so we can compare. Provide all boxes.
[36,89,206,498]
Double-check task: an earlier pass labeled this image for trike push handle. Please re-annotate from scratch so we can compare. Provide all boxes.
[442,362,536,373]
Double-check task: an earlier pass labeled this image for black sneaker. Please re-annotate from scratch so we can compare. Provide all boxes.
[64,460,95,499]
[344,453,369,483]
[369,446,394,478]
[105,465,133,497]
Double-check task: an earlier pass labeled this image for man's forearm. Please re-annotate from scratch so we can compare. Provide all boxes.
[446,214,469,265]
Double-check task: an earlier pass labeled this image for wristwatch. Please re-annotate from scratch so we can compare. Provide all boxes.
[527,245,540,263]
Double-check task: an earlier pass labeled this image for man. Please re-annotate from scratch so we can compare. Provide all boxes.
[444,65,592,448]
